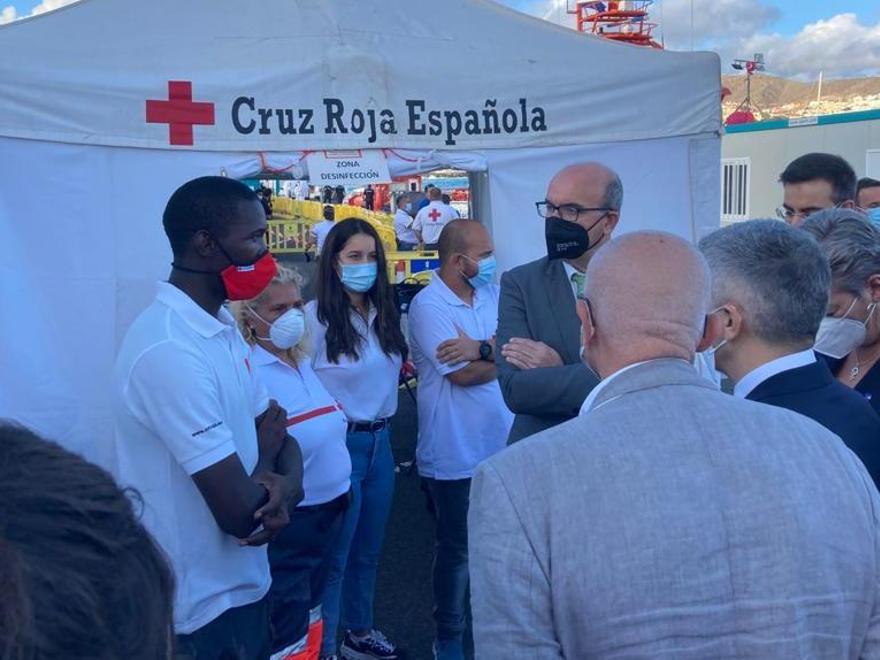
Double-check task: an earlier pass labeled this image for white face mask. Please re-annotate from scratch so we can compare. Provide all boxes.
[249,306,305,350]
[694,340,726,390]
[814,298,877,360]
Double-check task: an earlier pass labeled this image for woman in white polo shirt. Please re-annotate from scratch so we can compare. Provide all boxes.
[306,218,408,660]
[234,265,352,660]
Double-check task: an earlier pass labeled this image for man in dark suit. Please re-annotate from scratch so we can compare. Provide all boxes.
[700,219,880,488]
[496,162,622,443]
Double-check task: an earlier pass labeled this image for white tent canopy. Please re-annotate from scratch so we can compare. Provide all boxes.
[0,0,721,461]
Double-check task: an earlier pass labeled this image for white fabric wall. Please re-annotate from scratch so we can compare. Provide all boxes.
[0,135,719,462]
[484,135,721,274]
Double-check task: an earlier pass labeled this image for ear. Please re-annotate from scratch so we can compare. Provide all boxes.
[697,310,725,352]
[191,229,216,259]
[868,274,880,304]
[841,199,856,210]
[602,211,620,239]
[576,299,595,344]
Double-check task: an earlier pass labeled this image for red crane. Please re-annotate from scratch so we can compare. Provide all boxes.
[566,1,662,49]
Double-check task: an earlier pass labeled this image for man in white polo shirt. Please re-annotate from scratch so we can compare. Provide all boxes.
[113,176,304,659]
[412,186,457,251]
[408,219,514,660]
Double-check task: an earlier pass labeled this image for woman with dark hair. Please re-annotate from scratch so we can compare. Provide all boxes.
[0,422,175,660]
[305,218,408,660]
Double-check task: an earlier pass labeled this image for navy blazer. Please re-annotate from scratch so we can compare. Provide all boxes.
[821,354,880,417]
[746,359,880,489]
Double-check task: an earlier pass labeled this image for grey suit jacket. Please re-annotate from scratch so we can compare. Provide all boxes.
[470,359,880,659]
[497,256,598,444]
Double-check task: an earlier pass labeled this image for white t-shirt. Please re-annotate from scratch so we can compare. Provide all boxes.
[112,282,271,634]
[394,209,418,245]
[412,200,458,245]
[311,220,335,255]
[408,275,513,479]
[250,345,351,506]
[305,300,403,422]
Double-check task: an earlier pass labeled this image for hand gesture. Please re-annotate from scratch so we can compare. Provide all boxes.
[256,400,288,464]
[501,338,563,370]
[436,325,481,365]
[239,470,300,546]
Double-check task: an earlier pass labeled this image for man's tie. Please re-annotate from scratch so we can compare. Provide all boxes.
[571,271,586,299]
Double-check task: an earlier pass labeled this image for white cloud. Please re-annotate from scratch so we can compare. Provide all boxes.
[520,1,880,78]
[0,0,77,23]
[738,13,880,78]
[0,5,18,24]
[30,0,77,15]
[659,0,779,48]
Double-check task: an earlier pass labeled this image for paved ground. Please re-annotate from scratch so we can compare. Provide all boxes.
[281,255,472,659]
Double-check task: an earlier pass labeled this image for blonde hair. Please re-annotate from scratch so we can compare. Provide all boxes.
[232,264,310,364]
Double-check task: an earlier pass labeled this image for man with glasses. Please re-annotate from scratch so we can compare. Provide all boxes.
[496,162,622,443]
[777,153,856,227]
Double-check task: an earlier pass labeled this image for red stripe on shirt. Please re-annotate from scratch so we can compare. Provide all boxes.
[286,404,341,427]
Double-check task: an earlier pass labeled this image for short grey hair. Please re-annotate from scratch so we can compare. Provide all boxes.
[699,219,830,345]
[800,208,880,295]
[602,173,624,211]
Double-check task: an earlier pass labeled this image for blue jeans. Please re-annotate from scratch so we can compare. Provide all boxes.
[321,426,396,654]
[423,477,471,642]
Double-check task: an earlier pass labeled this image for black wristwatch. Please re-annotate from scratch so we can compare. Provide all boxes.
[479,340,493,361]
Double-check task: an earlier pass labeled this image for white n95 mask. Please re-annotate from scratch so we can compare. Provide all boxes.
[250,307,306,350]
[814,299,876,360]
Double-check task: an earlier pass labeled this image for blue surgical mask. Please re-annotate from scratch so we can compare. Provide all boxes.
[464,255,497,289]
[868,207,880,226]
[340,262,378,292]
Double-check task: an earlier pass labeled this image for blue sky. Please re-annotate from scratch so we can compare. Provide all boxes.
[507,0,878,37]
[3,0,879,78]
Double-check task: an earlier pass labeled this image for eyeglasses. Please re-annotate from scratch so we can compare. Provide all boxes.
[775,203,840,221]
[536,201,613,223]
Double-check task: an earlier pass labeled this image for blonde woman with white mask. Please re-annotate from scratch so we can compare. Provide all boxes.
[803,209,880,415]
[234,265,352,660]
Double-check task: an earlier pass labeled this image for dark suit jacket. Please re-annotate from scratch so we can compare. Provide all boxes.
[746,359,880,489]
[821,354,880,417]
[496,256,598,443]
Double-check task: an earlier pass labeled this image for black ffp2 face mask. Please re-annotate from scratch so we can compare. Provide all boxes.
[545,217,591,260]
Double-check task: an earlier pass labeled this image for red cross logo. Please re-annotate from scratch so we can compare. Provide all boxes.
[428,208,442,222]
[146,81,215,146]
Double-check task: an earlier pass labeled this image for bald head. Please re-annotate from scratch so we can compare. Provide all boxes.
[548,162,623,212]
[582,232,710,373]
[438,219,490,265]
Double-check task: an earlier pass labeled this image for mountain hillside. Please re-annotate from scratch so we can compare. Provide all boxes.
[721,74,880,119]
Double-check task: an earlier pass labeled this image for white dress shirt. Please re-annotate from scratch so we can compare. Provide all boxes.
[580,360,678,415]
[733,349,816,399]
[563,260,586,301]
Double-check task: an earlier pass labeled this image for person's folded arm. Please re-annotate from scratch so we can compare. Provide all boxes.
[496,271,597,416]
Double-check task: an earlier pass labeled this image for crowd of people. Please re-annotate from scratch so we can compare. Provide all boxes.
[5,150,880,660]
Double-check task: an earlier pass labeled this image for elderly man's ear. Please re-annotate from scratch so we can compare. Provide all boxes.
[576,299,595,344]
[697,305,738,352]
